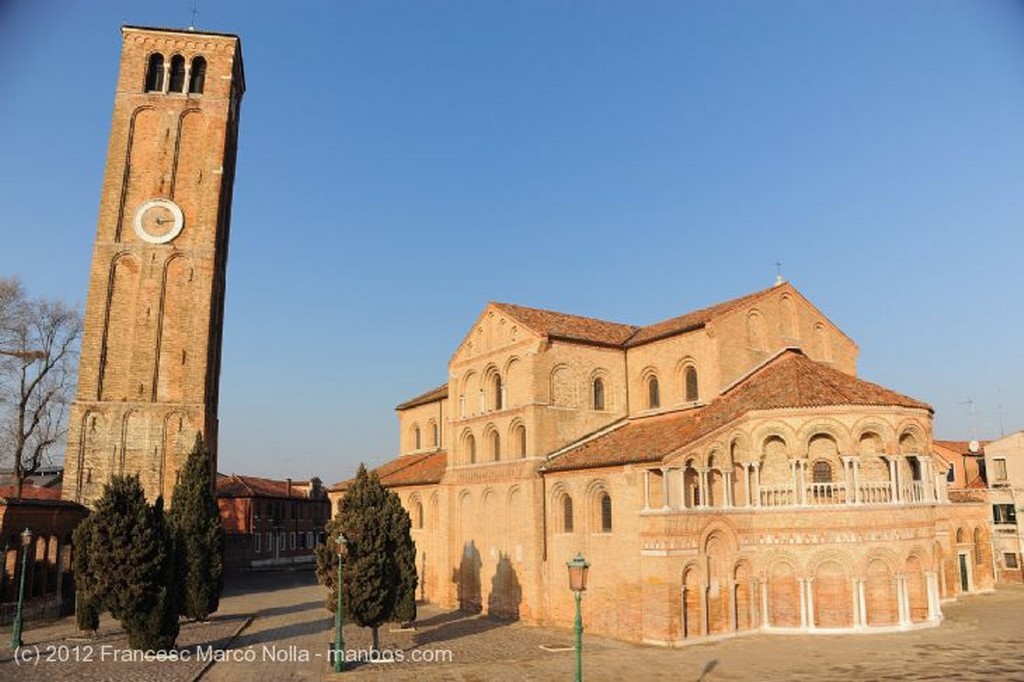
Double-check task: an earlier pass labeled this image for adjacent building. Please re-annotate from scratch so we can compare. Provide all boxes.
[981,432,1024,582]
[354,282,994,644]
[217,474,331,571]
[0,487,88,625]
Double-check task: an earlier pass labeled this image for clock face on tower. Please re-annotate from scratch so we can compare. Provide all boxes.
[133,198,184,244]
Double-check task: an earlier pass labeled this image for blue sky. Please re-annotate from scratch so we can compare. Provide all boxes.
[1,1,1022,482]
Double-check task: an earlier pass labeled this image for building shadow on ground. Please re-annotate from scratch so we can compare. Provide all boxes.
[487,553,522,620]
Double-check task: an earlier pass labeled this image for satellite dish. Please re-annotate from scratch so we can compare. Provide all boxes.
[968,440,980,453]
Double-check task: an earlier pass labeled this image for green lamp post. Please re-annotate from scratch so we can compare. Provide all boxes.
[11,528,33,648]
[566,552,590,682]
[333,531,348,673]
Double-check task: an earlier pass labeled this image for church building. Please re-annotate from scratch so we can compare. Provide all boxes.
[346,282,994,644]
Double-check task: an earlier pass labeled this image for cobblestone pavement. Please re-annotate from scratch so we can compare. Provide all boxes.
[4,572,1024,681]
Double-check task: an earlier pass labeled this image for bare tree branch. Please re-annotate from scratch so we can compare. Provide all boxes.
[0,275,82,500]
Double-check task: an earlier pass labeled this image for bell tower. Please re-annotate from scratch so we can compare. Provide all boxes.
[63,26,244,506]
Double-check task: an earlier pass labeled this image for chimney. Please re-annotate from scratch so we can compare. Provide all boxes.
[286,478,292,497]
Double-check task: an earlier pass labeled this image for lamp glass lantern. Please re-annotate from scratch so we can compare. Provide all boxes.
[336,531,348,556]
[566,552,590,592]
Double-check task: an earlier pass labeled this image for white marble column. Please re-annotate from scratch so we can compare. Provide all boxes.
[680,586,689,638]
[858,579,868,628]
[884,456,898,503]
[806,578,816,630]
[799,578,808,628]
[724,469,734,507]
[701,583,710,635]
[852,458,862,503]
[698,467,709,507]
[661,467,671,510]
[729,582,738,632]
[919,456,934,501]
[925,571,939,621]
[851,578,861,628]
[790,460,800,506]
[896,575,910,626]
[643,470,651,510]
[754,463,763,506]
[798,459,809,505]
[761,579,770,628]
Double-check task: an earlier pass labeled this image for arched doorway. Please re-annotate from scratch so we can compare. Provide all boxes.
[769,561,800,627]
[814,560,852,628]
[681,565,701,639]
[734,560,754,631]
[865,559,896,626]
[906,555,928,623]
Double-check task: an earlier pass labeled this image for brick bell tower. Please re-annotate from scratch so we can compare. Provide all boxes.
[63,26,244,507]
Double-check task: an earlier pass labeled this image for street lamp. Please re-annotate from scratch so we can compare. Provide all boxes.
[11,528,33,648]
[333,531,348,673]
[566,552,590,682]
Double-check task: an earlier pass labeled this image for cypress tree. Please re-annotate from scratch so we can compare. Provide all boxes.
[315,464,418,652]
[168,432,224,621]
[387,491,417,625]
[74,475,179,649]
[72,516,100,633]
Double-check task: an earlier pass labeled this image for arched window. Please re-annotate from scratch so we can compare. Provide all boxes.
[563,495,574,533]
[189,56,206,94]
[492,374,503,410]
[593,378,605,410]
[467,434,476,464]
[973,528,983,564]
[145,53,165,92]
[812,460,832,483]
[168,55,186,92]
[514,424,527,458]
[600,493,612,532]
[491,431,500,461]
[747,311,767,351]
[413,426,421,450]
[647,376,660,409]
[684,366,698,402]
[432,423,439,447]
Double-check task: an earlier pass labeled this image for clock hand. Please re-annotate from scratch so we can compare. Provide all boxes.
[155,217,172,225]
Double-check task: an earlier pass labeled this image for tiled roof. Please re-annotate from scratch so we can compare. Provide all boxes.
[490,302,639,347]
[491,285,784,350]
[933,440,987,455]
[331,451,448,491]
[545,350,930,472]
[395,383,449,411]
[216,474,312,499]
[542,412,700,472]
[625,285,778,347]
[0,486,63,501]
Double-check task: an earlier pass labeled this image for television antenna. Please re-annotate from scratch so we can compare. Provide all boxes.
[960,397,978,441]
[189,0,199,30]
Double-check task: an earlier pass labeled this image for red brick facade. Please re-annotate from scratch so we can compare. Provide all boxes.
[63,26,244,508]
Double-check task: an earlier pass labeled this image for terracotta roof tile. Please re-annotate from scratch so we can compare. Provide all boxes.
[625,285,778,347]
[396,384,449,411]
[216,474,312,499]
[545,350,930,472]
[492,285,785,350]
[933,440,987,455]
[490,302,639,347]
[0,486,63,501]
[330,451,448,491]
